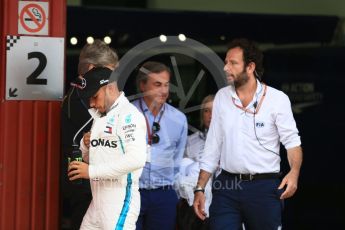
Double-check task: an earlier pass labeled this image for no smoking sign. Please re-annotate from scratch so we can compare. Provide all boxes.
[18,1,49,35]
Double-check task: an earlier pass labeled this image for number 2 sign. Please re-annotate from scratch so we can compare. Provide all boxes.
[6,35,64,100]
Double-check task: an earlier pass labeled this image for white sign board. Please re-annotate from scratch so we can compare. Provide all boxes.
[18,1,49,35]
[6,35,64,101]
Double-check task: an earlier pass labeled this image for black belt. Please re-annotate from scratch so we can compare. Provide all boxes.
[221,170,281,181]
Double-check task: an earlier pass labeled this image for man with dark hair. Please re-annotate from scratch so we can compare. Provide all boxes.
[61,40,118,229]
[68,67,147,229]
[133,61,188,230]
[227,38,264,80]
[193,38,303,230]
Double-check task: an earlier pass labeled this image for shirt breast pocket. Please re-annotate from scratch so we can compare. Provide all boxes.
[159,134,178,147]
[254,117,276,138]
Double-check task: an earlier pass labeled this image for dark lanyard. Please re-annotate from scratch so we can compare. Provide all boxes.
[139,99,165,145]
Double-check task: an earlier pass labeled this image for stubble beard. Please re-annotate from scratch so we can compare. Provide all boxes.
[234,71,249,89]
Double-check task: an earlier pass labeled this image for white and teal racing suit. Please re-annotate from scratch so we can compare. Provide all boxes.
[80,92,147,230]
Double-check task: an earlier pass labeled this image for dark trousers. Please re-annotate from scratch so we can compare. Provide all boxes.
[210,172,284,230]
[69,182,92,230]
[136,186,178,230]
[176,199,210,230]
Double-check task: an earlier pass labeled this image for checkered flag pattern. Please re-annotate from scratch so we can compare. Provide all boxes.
[6,35,21,51]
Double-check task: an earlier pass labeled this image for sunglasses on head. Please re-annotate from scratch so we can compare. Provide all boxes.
[151,122,160,144]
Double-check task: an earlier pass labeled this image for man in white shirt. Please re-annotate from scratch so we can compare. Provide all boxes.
[193,38,303,230]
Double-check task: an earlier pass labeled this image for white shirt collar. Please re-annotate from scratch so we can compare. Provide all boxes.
[107,91,127,113]
[229,79,263,100]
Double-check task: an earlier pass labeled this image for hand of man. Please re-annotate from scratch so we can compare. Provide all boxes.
[68,161,90,180]
[193,192,207,220]
[278,170,299,199]
[83,132,91,147]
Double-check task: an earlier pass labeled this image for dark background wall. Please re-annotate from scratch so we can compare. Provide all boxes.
[264,47,345,229]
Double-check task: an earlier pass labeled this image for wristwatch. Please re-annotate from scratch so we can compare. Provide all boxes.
[194,185,205,194]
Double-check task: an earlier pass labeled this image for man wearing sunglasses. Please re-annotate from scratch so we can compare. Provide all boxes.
[133,61,188,230]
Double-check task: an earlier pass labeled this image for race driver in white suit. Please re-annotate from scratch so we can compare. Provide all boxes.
[68,67,147,230]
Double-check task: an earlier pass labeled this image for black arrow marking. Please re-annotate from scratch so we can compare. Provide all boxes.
[9,88,18,97]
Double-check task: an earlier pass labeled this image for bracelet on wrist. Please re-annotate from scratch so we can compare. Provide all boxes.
[194,186,205,194]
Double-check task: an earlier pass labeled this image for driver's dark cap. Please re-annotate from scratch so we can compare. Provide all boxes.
[74,67,113,99]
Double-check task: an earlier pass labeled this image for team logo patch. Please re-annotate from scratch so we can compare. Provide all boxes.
[70,77,86,89]
[79,77,86,89]
[104,125,112,134]
[107,116,115,125]
[100,79,109,85]
[125,114,132,124]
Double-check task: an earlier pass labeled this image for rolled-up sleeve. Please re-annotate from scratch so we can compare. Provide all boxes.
[276,93,301,150]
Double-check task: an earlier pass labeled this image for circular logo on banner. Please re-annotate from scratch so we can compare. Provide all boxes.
[109,36,227,135]
[19,3,46,33]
